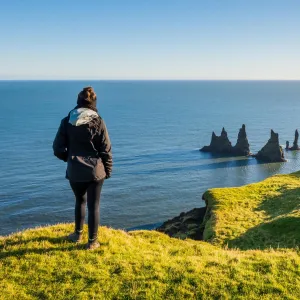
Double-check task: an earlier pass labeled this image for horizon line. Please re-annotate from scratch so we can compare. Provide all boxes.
[1,79,300,82]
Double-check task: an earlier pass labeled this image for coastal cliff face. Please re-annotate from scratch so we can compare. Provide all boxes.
[156,171,300,249]
[156,207,206,240]
[254,129,286,162]
[200,125,250,156]
[201,171,300,249]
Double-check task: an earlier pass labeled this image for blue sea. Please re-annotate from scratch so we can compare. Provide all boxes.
[1,80,300,236]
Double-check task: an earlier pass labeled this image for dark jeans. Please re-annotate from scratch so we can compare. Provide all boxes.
[69,180,104,242]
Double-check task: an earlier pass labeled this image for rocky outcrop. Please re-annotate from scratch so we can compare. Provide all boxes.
[286,130,300,151]
[200,125,250,156]
[156,207,207,240]
[200,127,233,154]
[254,130,286,162]
[232,124,250,156]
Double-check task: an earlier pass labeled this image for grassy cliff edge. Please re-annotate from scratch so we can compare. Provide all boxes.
[1,172,300,299]
[202,171,300,249]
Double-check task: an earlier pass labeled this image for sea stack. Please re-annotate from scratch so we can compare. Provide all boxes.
[232,124,250,156]
[200,125,250,156]
[286,141,290,150]
[200,127,233,154]
[286,130,300,151]
[254,130,286,162]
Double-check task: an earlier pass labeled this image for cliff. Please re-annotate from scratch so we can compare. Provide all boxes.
[157,171,300,250]
[202,171,300,249]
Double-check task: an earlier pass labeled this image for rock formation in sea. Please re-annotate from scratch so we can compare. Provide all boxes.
[286,130,300,151]
[156,207,207,240]
[254,130,286,162]
[200,125,250,156]
[200,127,233,154]
[232,124,250,156]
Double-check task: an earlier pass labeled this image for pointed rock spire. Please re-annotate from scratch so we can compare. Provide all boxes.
[285,129,299,151]
[232,124,250,156]
[221,127,227,137]
[254,129,286,162]
[292,129,299,149]
[200,127,232,153]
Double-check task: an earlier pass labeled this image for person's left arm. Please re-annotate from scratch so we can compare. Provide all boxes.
[53,117,68,162]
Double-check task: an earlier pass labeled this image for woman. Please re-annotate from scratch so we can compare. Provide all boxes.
[53,87,112,250]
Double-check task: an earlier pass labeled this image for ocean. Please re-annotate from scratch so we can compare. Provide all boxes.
[1,80,300,236]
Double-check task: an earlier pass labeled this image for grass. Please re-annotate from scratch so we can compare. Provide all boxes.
[1,172,300,299]
[203,171,300,249]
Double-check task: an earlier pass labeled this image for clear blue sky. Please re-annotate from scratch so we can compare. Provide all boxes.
[1,0,300,80]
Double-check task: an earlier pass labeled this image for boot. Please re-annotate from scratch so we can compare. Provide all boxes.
[67,231,83,243]
[86,238,100,250]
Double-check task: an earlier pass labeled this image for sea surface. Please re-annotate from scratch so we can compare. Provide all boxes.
[1,80,300,236]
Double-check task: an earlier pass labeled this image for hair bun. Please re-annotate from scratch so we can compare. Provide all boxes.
[77,86,97,107]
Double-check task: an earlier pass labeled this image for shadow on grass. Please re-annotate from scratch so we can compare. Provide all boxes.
[2,236,66,247]
[258,186,300,219]
[228,216,300,250]
[0,235,108,259]
[228,185,300,249]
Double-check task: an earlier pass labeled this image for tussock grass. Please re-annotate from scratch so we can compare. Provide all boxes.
[1,172,300,299]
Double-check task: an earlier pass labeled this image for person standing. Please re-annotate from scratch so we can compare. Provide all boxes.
[53,87,112,250]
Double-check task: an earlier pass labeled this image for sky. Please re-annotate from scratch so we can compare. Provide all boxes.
[1,0,300,80]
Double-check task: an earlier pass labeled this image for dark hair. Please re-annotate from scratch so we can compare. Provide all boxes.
[77,87,97,110]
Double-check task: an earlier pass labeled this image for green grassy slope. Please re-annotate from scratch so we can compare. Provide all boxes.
[0,172,300,299]
[203,172,300,249]
[1,224,299,299]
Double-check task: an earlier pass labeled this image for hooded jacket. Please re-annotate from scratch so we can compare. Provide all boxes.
[53,107,112,182]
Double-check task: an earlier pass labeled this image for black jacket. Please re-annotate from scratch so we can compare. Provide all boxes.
[53,107,112,182]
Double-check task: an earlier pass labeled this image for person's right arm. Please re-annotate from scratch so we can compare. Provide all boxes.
[97,119,113,178]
